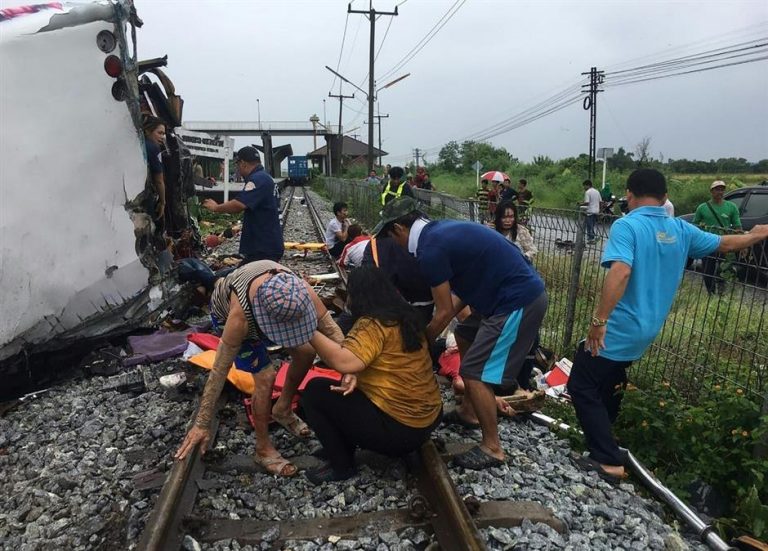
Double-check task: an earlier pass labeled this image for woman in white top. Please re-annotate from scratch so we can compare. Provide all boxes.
[493,199,537,261]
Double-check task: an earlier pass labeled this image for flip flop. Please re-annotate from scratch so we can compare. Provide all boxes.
[272,410,312,438]
[571,454,628,484]
[442,408,480,429]
[453,445,504,470]
[253,454,297,477]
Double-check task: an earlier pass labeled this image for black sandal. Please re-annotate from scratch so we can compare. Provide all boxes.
[442,408,480,429]
[571,454,628,484]
[453,445,504,470]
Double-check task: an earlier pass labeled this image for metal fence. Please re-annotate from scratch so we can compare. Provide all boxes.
[321,178,767,402]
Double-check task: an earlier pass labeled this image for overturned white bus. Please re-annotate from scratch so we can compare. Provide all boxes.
[0,1,199,394]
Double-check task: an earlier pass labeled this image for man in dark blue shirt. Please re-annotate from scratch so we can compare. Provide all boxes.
[202,146,283,263]
[372,197,548,470]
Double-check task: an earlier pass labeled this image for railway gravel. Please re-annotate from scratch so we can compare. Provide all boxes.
[0,185,709,550]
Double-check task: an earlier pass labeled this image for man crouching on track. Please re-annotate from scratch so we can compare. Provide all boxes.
[375,197,548,469]
[174,259,345,477]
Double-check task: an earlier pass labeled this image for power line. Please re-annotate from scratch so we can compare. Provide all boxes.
[378,0,465,81]
[606,37,767,76]
[329,12,350,93]
[605,54,768,88]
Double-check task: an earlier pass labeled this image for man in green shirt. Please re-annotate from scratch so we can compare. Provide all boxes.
[692,180,742,294]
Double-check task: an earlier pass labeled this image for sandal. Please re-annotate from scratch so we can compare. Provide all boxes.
[272,410,312,438]
[453,445,504,470]
[571,454,628,484]
[442,408,480,429]
[305,462,355,485]
[254,453,297,477]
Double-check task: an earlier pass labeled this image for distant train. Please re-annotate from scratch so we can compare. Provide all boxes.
[287,155,310,185]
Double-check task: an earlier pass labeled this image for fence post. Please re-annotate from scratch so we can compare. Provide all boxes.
[755,392,768,460]
[562,211,587,354]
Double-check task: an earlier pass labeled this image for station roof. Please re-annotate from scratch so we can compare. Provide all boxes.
[308,135,387,157]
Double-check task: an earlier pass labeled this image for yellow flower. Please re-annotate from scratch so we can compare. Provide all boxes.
[662,382,670,388]
[659,401,666,408]
[732,429,739,436]
[713,385,721,391]
[736,389,744,395]
[742,431,749,437]
[641,420,649,428]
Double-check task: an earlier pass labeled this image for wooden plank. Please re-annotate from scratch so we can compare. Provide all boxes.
[186,509,425,544]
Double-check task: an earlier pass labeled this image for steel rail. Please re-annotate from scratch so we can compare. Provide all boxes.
[529,412,736,551]
[137,397,224,551]
[280,184,295,230]
[301,187,348,286]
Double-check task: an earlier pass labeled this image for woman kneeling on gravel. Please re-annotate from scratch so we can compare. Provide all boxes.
[302,267,442,484]
[174,259,344,477]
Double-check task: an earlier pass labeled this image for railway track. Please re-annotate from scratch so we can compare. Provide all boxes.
[136,185,568,551]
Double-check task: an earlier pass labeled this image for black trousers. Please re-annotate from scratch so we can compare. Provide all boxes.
[701,253,725,294]
[567,342,632,466]
[328,241,346,258]
[301,378,440,472]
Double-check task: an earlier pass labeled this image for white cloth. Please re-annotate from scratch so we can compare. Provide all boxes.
[408,218,430,256]
[663,199,675,217]
[584,188,601,214]
[325,217,343,248]
[341,240,369,269]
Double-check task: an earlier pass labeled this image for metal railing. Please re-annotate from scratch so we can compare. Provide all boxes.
[321,178,767,402]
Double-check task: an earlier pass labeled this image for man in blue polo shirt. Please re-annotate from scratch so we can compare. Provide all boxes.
[568,168,768,481]
[202,146,283,264]
[372,197,548,470]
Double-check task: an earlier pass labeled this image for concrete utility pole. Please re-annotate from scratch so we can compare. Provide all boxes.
[348,1,398,174]
[365,103,389,167]
[329,91,355,136]
[581,66,604,181]
[414,148,421,168]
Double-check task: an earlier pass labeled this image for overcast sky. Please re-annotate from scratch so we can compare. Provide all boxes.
[6,0,768,165]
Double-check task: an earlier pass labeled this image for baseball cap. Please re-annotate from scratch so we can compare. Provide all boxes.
[253,272,317,348]
[371,196,420,237]
[235,146,260,163]
[710,180,726,190]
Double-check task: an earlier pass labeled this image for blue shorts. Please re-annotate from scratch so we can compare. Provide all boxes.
[210,311,274,374]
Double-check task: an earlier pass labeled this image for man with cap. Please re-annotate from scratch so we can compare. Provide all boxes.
[381,166,414,205]
[202,146,283,264]
[692,180,742,294]
[568,169,767,481]
[174,259,345,476]
[372,197,548,469]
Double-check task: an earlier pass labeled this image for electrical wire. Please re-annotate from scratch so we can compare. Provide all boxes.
[328,12,350,94]
[605,54,768,88]
[606,38,767,76]
[378,0,465,82]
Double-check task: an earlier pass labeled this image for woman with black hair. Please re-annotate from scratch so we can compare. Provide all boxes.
[493,199,537,262]
[301,267,442,484]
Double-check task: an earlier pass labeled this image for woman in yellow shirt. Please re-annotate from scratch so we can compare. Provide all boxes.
[303,267,443,484]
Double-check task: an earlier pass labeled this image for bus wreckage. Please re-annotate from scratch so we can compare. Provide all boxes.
[0,1,202,395]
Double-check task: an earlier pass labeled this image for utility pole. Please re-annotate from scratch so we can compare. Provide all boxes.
[413,148,421,168]
[581,66,604,181]
[348,1,398,174]
[365,103,389,167]
[328,91,354,135]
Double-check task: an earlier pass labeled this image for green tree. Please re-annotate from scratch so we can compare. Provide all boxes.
[607,147,635,171]
[438,141,461,172]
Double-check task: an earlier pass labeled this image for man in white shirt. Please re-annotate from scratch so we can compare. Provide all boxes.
[579,179,602,243]
[325,202,350,258]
